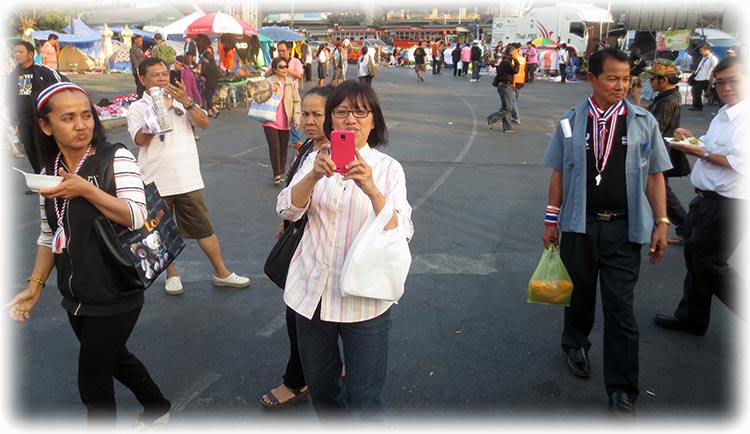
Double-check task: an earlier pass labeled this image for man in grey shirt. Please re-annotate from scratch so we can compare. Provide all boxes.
[130,35,147,98]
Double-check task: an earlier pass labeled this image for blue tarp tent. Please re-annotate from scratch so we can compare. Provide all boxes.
[31,19,103,61]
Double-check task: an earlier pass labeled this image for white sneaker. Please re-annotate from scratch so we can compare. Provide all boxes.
[164,276,183,295]
[212,272,250,288]
[133,412,170,431]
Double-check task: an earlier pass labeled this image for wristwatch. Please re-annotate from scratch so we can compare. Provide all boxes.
[700,150,710,163]
[184,99,196,110]
[655,217,671,226]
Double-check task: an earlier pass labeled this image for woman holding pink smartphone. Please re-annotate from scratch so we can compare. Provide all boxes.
[275,80,413,419]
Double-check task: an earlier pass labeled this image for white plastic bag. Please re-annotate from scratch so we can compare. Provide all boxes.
[340,202,411,302]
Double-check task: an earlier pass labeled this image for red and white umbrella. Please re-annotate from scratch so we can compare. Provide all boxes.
[187,12,257,36]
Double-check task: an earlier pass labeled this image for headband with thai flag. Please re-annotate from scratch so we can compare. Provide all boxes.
[36,82,89,112]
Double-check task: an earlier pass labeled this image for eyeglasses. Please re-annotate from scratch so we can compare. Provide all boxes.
[714,78,741,88]
[332,109,372,118]
[648,76,663,81]
[277,65,288,69]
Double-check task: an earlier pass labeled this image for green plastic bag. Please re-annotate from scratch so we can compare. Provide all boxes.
[527,245,574,306]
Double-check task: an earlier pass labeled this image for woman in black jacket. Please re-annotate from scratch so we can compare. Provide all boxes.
[8,82,171,428]
[486,45,520,133]
[200,51,220,117]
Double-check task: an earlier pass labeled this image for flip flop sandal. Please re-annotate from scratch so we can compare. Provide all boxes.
[260,386,309,410]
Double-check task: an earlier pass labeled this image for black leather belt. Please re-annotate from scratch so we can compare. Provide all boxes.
[591,210,628,221]
[695,188,723,199]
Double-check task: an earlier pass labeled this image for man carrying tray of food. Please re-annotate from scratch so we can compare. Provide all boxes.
[653,56,748,336]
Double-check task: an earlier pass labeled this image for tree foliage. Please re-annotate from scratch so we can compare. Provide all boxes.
[10,8,72,35]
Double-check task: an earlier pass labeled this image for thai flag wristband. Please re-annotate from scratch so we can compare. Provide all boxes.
[545,205,560,226]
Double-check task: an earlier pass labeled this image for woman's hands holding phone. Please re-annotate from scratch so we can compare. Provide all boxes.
[311,144,336,180]
[343,148,376,196]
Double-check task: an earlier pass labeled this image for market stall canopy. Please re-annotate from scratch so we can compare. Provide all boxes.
[258,26,305,41]
[160,11,205,41]
[187,12,257,37]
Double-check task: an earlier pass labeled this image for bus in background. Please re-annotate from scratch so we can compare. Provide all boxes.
[330,28,387,63]
[392,27,461,51]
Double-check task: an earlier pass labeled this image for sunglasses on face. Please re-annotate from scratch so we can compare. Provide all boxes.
[277,65,288,69]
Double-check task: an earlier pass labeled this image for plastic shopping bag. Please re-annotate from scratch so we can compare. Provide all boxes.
[527,245,574,306]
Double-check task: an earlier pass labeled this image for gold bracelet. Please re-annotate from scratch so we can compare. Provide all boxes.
[27,277,46,288]
[655,217,671,226]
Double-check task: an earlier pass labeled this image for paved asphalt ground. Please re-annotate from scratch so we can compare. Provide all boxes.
[3,65,745,430]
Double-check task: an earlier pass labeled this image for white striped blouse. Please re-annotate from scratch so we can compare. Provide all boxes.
[277,145,414,323]
[37,147,148,246]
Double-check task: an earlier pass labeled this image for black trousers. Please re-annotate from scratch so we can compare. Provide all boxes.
[282,305,306,390]
[304,63,312,82]
[67,307,170,426]
[691,80,709,109]
[665,178,688,237]
[17,122,42,173]
[559,63,567,83]
[560,216,641,399]
[673,193,742,331]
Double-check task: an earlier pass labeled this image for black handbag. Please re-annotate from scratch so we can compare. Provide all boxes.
[264,215,307,289]
[93,182,185,290]
[263,140,314,289]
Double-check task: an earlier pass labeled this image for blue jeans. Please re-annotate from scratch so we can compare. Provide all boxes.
[487,83,514,131]
[290,122,302,145]
[296,304,392,419]
[511,88,520,122]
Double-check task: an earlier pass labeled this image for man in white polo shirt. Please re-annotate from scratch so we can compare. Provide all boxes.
[128,57,250,295]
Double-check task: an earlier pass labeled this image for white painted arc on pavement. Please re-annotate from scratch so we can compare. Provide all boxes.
[409,253,497,275]
[411,91,478,211]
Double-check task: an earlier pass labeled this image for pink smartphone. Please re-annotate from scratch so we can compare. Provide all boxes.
[330,129,356,173]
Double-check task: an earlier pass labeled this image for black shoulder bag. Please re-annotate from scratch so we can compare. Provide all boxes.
[264,140,314,289]
[92,143,185,290]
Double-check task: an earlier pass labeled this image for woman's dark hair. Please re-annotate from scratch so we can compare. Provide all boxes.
[323,80,388,148]
[361,46,368,56]
[588,47,629,77]
[303,85,335,101]
[138,57,168,78]
[36,90,106,172]
[713,56,744,77]
[629,48,641,59]
[271,56,288,71]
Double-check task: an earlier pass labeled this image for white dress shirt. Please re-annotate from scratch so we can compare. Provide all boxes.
[691,98,749,199]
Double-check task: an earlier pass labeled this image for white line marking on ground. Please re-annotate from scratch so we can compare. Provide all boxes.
[257,311,287,337]
[171,371,222,413]
[411,92,478,211]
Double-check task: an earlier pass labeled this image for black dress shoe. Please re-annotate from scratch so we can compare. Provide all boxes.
[565,347,590,378]
[652,314,705,335]
[609,391,635,418]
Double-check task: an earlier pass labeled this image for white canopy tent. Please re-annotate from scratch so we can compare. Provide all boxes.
[157,11,205,41]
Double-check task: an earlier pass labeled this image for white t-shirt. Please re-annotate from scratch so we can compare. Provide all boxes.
[127,92,205,197]
[358,53,371,77]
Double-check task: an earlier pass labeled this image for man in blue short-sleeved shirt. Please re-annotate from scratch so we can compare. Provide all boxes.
[541,48,672,418]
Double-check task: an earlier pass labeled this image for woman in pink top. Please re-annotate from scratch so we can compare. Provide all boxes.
[174,56,202,106]
[254,57,301,185]
[460,43,472,76]
[276,81,413,417]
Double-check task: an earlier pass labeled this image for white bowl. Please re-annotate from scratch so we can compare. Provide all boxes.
[23,173,64,191]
